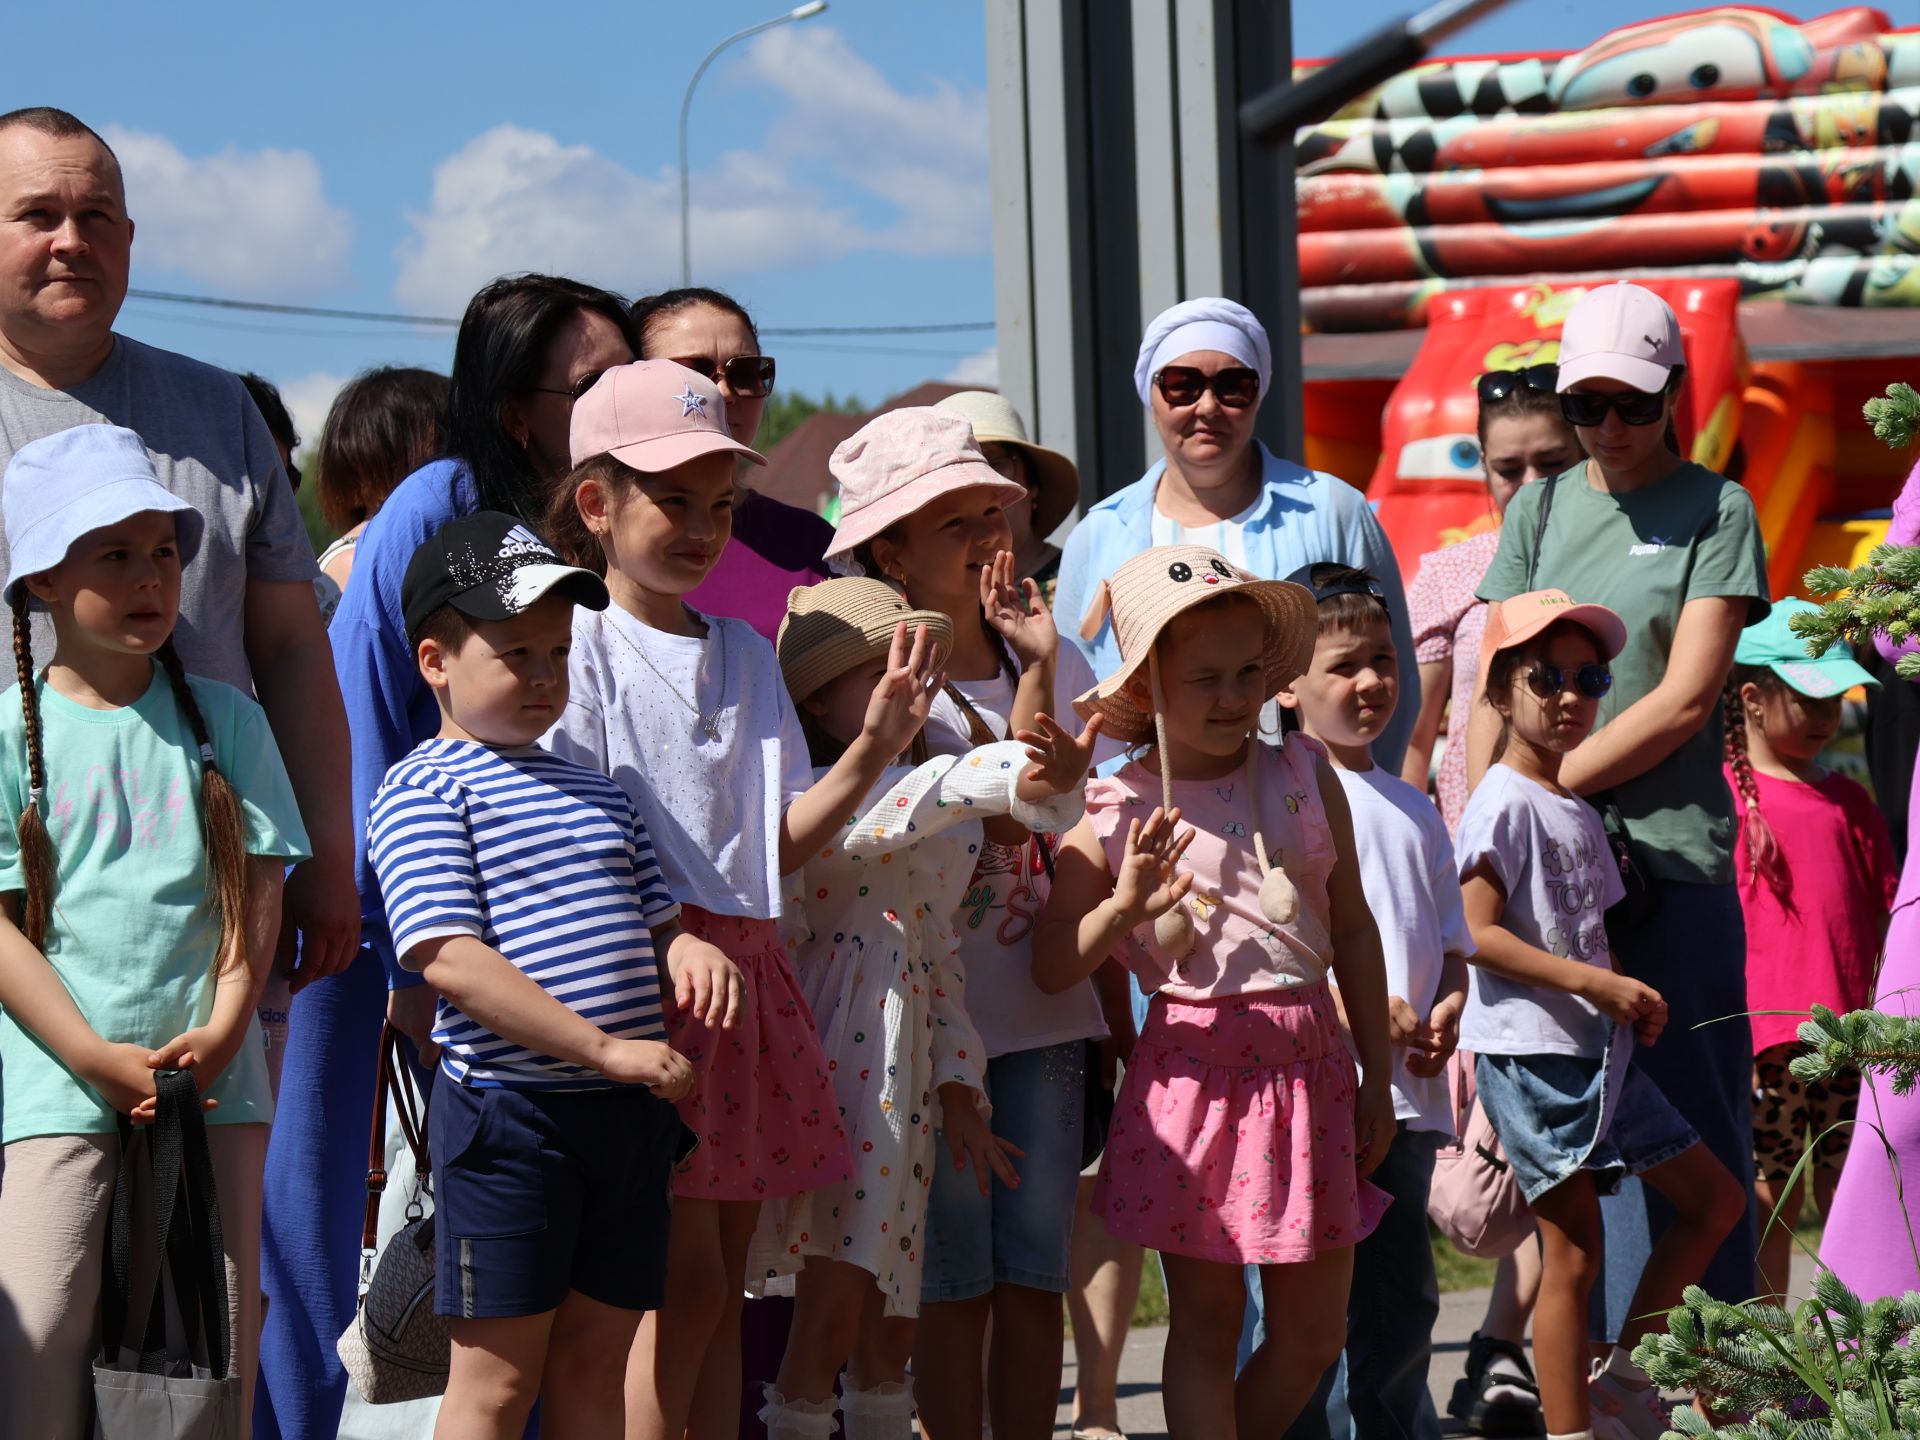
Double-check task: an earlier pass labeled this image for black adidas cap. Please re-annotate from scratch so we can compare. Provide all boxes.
[401,511,609,642]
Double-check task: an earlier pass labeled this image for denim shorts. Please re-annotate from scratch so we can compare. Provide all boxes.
[920,1041,1086,1303]
[1475,1031,1698,1204]
[431,1074,685,1318]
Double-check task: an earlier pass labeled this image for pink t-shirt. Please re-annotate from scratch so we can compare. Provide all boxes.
[1725,764,1898,1054]
[1407,530,1501,834]
[1084,735,1335,1001]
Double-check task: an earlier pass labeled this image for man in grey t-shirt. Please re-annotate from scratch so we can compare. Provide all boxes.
[0,107,357,982]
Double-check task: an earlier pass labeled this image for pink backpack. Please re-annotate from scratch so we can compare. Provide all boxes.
[1426,1052,1533,1259]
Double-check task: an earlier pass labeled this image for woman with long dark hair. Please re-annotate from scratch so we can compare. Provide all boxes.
[256,274,637,1440]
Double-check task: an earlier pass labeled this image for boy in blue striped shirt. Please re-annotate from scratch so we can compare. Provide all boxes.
[367,512,742,1439]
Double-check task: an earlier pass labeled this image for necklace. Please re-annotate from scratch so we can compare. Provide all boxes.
[608,609,726,741]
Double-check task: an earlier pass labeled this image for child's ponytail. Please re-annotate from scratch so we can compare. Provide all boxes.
[11,595,56,949]
[156,639,251,976]
[1722,667,1785,894]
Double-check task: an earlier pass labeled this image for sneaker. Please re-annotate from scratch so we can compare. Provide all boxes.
[1589,1367,1674,1440]
[1447,1333,1545,1437]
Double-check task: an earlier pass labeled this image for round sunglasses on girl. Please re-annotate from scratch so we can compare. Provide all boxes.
[1153,365,1260,409]
[1559,386,1667,428]
[1525,662,1613,701]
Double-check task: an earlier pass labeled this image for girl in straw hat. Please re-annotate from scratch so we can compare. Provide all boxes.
[1033,544,1397,1439]
[751,577,1099,1440]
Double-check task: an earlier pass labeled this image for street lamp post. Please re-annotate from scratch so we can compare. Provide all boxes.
[678,2,829,287]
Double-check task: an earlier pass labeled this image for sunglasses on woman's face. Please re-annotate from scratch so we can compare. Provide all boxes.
[671,354,777,399]
[1525,661,1613,701]
[1153,365,1260,410]
[530,369,606,403]
[1477,365,1558,405]
[1559,385,1668,428]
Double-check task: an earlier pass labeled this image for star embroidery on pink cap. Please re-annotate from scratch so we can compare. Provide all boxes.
[677,385,708,418]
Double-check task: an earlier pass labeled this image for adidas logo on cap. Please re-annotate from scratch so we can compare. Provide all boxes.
[498,524,555,560]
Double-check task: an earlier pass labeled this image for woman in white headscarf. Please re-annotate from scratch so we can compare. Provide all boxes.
[1054,296,1419,767]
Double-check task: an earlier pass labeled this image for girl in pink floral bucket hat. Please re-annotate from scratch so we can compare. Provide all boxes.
[1033,544,1397,1435]
[829,411,1110,1435]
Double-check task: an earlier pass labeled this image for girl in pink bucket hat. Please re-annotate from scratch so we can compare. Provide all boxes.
[1032,544,1397,1438]
[828,408,1111,1437]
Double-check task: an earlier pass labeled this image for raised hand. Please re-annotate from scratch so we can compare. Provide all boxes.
[1110,806,1196,927]
[980,551,1057,669]
[1013,712,1103,803]
[860,620,945,758]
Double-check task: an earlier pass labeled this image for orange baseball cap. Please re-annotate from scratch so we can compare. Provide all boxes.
[1490,589,1627,661]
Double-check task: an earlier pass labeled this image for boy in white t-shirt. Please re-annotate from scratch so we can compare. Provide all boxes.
[1277,563,1472,1440]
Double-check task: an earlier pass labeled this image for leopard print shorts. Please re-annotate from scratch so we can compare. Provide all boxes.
[1751,1043,1860,1184]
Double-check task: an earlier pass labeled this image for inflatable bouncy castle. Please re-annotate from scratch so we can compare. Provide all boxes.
[1292,5,1920,590]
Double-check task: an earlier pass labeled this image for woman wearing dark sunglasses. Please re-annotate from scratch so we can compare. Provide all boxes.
[632,287,833,643]
[1469,281,1771,1352]
[1055,296,1419,770]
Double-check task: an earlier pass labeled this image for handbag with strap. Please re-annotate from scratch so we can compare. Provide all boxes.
[92,1068,242,1440]
[1426,1052,1533,1260]
[336,1025,448,1404]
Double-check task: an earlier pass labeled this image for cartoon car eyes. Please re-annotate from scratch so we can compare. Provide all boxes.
[1395,433,1486,482]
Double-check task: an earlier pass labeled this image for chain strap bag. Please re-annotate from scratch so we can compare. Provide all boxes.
[92,1068,242,1439]
[336,1024,448,1403]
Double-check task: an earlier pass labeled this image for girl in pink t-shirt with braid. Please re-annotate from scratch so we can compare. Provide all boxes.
[1722,598,1896,1300]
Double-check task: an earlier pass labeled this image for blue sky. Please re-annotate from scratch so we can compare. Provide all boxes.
[5,0,1880,442]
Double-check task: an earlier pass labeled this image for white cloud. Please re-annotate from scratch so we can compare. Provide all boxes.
[102,127,352,300]
[277,371,348,451]
[391,25,990,313]
[946,347,998,387]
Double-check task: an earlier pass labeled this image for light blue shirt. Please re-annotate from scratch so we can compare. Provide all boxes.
[1054,443,1419,770]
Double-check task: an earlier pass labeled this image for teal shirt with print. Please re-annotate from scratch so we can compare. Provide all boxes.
[0,665,310,1142]
[1479,461,1769,887]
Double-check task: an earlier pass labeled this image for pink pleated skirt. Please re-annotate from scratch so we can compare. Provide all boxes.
[1093,985,1390,1264]
[666,907,852,1201]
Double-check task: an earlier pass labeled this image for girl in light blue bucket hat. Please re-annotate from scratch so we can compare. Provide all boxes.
[1721,595,1898,1304]
[0,423,312,1434]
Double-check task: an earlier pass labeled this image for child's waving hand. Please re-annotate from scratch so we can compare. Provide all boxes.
[980,550,1057,669]
[1013,712,1103,803]
[861,620,945,758]
[1111,806,1196,927]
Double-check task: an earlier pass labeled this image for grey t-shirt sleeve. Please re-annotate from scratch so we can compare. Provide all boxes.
[1686,478,1770,622]
[238,397,319,584]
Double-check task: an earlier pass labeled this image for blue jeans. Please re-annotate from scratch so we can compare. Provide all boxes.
[1596,882,1758,1341]
[1283,1124,1444,1440]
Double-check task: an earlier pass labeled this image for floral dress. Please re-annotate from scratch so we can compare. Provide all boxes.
[748,740,1084,1315]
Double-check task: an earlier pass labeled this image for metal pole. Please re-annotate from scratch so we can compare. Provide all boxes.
[679,2,829,287]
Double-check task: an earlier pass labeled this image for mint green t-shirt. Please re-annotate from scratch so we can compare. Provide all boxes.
[0,665,310,1142]
[1479,461,1769,887]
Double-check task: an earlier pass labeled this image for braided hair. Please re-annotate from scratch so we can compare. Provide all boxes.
[9,595,251,973]
[1723,662,1786,894]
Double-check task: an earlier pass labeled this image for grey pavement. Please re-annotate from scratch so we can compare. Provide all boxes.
[1053,1248,1820,1439]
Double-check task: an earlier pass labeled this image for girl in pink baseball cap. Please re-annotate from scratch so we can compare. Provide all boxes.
[546,361,958,1440]
[827,407,1111,1437]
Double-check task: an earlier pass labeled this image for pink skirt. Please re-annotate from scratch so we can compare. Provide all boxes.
[666,907,852,1201]
[1093,985,1390,1264]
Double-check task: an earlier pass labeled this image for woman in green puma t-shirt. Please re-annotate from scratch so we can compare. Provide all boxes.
[1469,282,1769,1348]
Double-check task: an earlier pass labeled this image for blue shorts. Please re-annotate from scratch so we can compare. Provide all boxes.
[921,1041,1086,1303]
[1476,1032,1698,1204]
[431,1074,684,1319]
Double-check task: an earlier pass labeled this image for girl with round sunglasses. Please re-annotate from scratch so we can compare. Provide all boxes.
[1461,591,1745,1440]
[1467,280,1770,1353]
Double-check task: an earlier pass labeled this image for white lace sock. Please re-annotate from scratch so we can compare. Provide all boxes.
[840,1380,915,1440]
[759,1384,839,1439]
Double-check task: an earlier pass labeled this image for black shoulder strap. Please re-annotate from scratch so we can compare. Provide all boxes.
[1524,472,1560,592]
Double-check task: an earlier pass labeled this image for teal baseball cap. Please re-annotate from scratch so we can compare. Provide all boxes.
[1734,597,1876,699]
